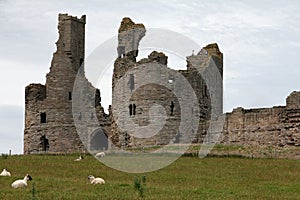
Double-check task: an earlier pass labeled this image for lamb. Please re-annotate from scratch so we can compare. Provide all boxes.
[95,152,105,158]
[11,174,33,188]
[87,175,105,185]
[74,156,83,161]
[0,169,11,176]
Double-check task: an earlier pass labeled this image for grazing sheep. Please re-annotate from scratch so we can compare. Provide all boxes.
[11,174,33,188]
[74,156,83,161]
[0,169,11,177]
[95,152,105,158]
[88,175,105,185]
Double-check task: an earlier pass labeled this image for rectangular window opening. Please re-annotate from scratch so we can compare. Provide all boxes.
[40,112,46,123]
[69,92,72,101]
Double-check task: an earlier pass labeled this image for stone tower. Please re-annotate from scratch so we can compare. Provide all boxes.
[111,18,224,147]
[24,14,109,154]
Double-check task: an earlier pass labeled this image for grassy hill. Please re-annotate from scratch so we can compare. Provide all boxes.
[0,154,299,199]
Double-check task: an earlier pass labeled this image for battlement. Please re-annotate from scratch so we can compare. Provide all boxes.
[58,13,86,24]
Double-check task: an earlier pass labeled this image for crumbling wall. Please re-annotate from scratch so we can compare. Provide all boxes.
[221,92,300,148]
[111,17,223,148]
[24,14,110,154]
[25,14,299,157]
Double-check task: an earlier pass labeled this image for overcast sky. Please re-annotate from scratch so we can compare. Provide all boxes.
[1,0,300,154]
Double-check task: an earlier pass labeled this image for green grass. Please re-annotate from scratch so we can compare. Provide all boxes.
[0,154,299,199]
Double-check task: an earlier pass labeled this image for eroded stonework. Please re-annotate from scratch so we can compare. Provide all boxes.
[24,14,299,158]
[24,14,110,154]
[222,92,300,147]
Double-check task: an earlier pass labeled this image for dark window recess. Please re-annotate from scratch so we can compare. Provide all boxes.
[133,104,136,115]
[129,104,133,116]
[40,112,46,123]
[170,101,174,116]
[204,85,208,97]
[79,58,84,66]
[40,135,49,152]
[69,92,72,100]
[95,89,101,106]
[129,104,136,116]
[129,74,134,91]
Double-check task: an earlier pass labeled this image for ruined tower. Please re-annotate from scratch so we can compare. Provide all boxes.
[111,17,224,147]
[24,14,109,154]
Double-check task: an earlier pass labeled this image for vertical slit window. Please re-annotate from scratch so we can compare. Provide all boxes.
[170,101,174,116]
[129,104,133,116]
[40,112,46,123]
[133,104,136,115]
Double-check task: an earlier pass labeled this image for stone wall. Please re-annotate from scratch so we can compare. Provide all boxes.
[111,17,223,148]
[24,14,299,158]
[24,14,110,154]
[221,92,300,148]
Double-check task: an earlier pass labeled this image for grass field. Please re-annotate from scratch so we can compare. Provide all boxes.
[0,154,299,200]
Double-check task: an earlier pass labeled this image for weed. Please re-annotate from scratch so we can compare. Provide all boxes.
[31,182,37,200]
[134,175,146,198]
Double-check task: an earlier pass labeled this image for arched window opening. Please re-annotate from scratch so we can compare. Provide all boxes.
[40,135,49,152]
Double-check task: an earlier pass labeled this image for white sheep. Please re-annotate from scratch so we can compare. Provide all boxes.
[74,156,83,161]
[11,174,33,188]
[88,175,105,185]
[0,169,11,176]
[95,152,105,158]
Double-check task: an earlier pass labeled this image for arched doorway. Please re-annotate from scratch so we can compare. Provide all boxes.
[90,129,108,151]
[40,135,49,152]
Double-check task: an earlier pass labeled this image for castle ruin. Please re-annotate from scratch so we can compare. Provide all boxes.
[24,14,299,158]
[24,14,110,154]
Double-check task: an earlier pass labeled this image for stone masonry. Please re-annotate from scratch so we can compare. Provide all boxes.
[25,14,299,157]
[24,14,110,154]
[221,92,300,147]
[111,17,223,148]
